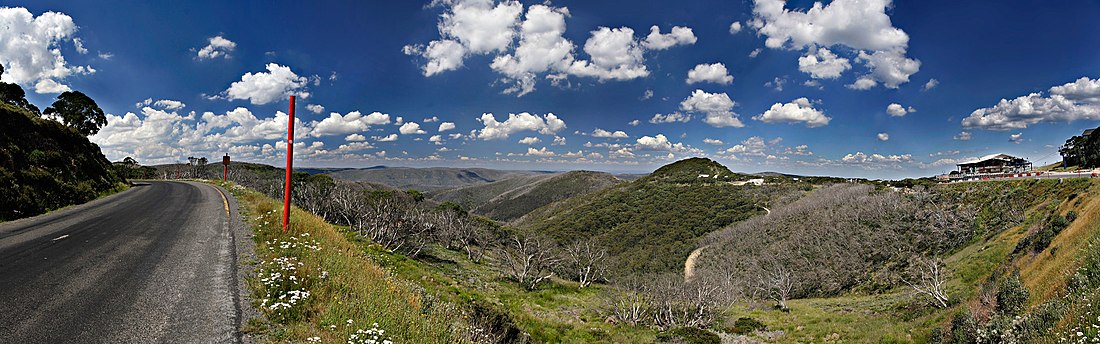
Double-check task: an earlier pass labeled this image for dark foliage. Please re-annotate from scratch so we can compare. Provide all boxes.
[656,327,721,344]
[996,275,1029,316]
[44,91,106,136]
[727,317,766,334]
[0,102,123,221]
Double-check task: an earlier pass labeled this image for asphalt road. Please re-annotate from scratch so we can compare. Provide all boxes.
[0,181,245,344]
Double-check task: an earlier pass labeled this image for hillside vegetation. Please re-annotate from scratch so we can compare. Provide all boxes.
[328,166,548,192]
[429,171,621,222]
[515,158,799,274]
[0,103,123,221]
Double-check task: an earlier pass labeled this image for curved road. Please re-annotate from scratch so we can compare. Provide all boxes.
[0,181,247,344]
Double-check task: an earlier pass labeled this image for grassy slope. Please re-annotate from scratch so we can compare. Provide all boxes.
[227,181,460,343]
[726,179,1100,343]
[328,167,547,192]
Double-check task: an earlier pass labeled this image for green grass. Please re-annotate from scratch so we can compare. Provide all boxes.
[358,241,660,343]
[224,181,461,343]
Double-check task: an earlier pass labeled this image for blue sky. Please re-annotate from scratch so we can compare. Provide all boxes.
[4,0,1100,179]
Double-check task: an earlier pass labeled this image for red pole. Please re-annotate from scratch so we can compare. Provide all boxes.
[223,165,227,181]
[282,96,295,231]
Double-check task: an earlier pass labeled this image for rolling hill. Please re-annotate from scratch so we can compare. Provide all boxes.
[428,170,621,222]
[513,157,801,274]
[327,166,550,191]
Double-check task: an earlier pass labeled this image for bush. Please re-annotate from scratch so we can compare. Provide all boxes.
[949,311,977,343]
[1031,228,1055,252]
[997,276,1030,315]
[1049,214,1069,233]
[657,327,720,344]
[1067,210,1079,223]
[727,317,766,335]
[1015,301,1064,340]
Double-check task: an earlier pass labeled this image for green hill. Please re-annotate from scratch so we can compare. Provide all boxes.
[514,157,797,274]
[428,170,621,222]
[0,103,124,221]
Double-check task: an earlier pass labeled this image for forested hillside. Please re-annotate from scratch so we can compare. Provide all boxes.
[328,166,548,191]
[516,158,800,274]
[0,101,123,221]
[429,170,621,222]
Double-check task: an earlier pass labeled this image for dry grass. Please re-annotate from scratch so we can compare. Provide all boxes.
[1020,190,1100,304]
[227,182,462,343]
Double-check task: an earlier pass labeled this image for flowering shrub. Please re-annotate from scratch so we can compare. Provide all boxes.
[347,322,394,344]
[257,255,313,322]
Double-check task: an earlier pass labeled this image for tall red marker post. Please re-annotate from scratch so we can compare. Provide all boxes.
[282,96,295,231]
[222,153,230,181]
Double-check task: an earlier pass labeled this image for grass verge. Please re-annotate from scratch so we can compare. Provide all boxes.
[225,181,460,343]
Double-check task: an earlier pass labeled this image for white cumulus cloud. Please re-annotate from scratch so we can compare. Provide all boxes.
[475,112,566,140]
[641,25,697,50]
[798,47,850,79]
[753,98,831,127]
[680,90,743,128]
[224,63,310,105]
[592,128,628,138]
[686,63,734,85]
[886,103,915,117]
[399,122,427,135]
[961,77,1100,130]
[0,7,94,94]
[196,35,236,60]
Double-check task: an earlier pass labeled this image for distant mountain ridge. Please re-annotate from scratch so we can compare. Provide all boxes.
[327,166,551,191]
[428,170,621,222]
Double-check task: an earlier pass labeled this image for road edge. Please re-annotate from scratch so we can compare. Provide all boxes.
[211,183,262,344]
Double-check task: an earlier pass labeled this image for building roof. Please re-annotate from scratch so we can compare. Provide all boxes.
[956,153,1028,167]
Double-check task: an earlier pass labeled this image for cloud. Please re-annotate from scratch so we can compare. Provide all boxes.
[311,111,390,137]
[306,104,325,114]
[196,35,236,60]
[686,63,734,85]
[650,112,692,124]
[438,122,456,132]
[841,151,913,164]
[765,76,786,91]
[518,136,541,145]
[73,38,87,54]
[679,90,744,128]
[399,122,427,134]
[423,116,439,123]
[564,26,649,81]
[475,112,566,140]
[961,77,1100,130]
[374,134,398,142]
[798,47,850,79]
[749,48,762,58]
[847,77,877,90]
[886,103,915,117]
[152,99,186,111]
[404,0,522,77]
[89,107,318,164]
[490,4,575,96]
[641,89,653,100]
[628,119,641,126]
[729,21,742,34]
[345,134,366,142]
[753,97,830,127]
[723,136,768,156]
[750,0,919,88]
[1009,133,1023,144]
[429,135,443,144]
[552,136,566,145]
[592,128,628,138]
[526,147,556,157]
[224,63,310,105]
[0,7,94,94]
[877,132,889,141]
[703,138,724,145]
[641,25,697,50]
[954,131,972,141]
[853,49,920,89]
[635,134,686,152]
[923,78,939,91]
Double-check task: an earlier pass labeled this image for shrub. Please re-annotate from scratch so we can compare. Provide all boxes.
[1015,301,1064,340]
[656,327,720,344]
[949,311,977,343]
[996,276,1029,316]
[727,317,765,335]
[1066,210,1079,223]
[1031,228,1055,253]
[1049,214,1069,233]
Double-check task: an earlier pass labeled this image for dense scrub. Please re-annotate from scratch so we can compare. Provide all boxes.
[0,103,124,221]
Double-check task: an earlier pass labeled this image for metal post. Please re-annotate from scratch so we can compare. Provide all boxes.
[282,96,295,231]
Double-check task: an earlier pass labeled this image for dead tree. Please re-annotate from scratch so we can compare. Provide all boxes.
[496,233,561,290]
[756,259,794,311]
[562,240,608,288]
[905,255,950,308]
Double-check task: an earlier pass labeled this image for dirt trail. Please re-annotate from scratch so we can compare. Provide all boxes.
[684,205,770,281]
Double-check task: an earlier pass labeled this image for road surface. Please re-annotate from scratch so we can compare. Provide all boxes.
[0,181,248,344]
